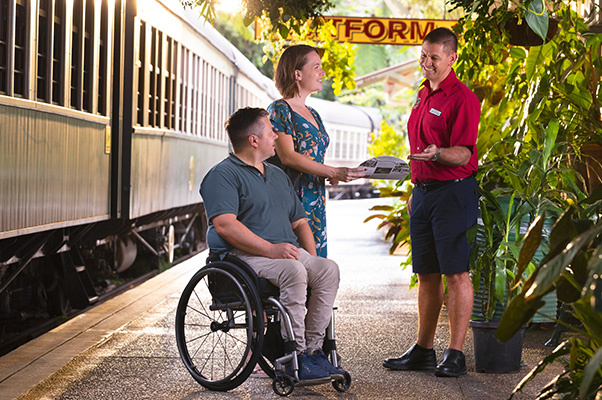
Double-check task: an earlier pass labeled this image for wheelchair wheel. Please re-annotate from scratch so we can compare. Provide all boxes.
[332,371,352,392]
[175,264,264,391]
[272,374,295,396]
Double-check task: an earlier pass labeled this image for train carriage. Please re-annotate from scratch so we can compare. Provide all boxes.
[0,0,277,353]
[0,0,380,354]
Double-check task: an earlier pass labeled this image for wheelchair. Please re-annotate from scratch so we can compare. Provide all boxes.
[175,253,352,396]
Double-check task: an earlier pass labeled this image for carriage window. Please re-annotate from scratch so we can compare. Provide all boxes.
[37,0,65,104]
[179,47,188,133]
[200,59,207,136]
[148,27,162,127]
[13,0,27,97]
[148,26,156,126]
[98,0,109,115]
[82,0,94,112]
[208,65,216,139]
[136,20,146,125]
[163,36,177,129]
[52,0,65,105]
[37,0,49,101]
[192,55,199,135]
[0,0,8,94]
[71,0,82,108]
[169,39,177,129]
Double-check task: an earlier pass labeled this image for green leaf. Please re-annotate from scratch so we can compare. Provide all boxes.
[278,24,289,39]
[524,0,549,42]
[513,213,545,289]
[528,221,602,299]
[581,346,602,397]
[509,47,527,60]
[584,243,602,297]
[368,205,395,212]
[363,214,387,223]
[581,183,602,205]
[509,340,571,398]
[556,253,587,303]
[541,207,576,264]
[542,119,559,167]
[495,258,507,303]
[525,43,552,81]
[496,290,545,342]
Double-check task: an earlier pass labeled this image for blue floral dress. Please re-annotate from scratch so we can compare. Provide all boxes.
[268,99,330,258]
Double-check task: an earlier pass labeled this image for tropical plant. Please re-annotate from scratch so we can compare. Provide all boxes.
[449,0,598,320]
[468,115,585,320]
[257,19,357,96]
[448,1,602,397]
[181,0,334,35]
[454,0,602,151]
[495,194,602,399]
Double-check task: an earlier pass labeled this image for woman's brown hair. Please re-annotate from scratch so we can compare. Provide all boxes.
[274,45,320,99]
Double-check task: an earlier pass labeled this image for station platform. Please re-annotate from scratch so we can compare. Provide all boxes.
[0,199,564,400]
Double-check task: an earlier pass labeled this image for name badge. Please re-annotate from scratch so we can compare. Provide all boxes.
[429,108,442,116]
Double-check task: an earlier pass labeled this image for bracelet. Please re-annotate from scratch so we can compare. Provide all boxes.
[431,147,441,162]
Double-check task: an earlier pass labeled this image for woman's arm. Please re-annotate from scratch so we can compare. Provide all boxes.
[275,132,365,182]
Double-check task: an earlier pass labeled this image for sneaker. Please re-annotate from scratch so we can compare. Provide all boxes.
[297,353,330,381]
[309,350,345,379]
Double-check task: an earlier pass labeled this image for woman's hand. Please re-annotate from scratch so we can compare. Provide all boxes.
[332,167,367,182]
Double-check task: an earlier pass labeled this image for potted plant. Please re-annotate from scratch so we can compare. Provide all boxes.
[466,99,589,370]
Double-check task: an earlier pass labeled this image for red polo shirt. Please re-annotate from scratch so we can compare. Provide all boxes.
[408,69,481,183]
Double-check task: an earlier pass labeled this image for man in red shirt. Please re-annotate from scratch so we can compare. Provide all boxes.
[383,27,480,377]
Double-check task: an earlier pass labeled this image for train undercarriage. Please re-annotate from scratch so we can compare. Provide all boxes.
[0,205,207,356]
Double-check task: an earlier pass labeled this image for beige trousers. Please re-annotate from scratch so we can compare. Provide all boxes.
[231,248,340,352]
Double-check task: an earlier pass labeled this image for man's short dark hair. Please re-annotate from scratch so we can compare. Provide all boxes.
[424,27,458,54]
[225,107,269,152]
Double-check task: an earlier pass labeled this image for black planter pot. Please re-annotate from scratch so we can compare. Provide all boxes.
[504,17,559,47]
[470,319,526,373]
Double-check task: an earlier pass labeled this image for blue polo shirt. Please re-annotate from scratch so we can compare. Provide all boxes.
[200,153,307,255]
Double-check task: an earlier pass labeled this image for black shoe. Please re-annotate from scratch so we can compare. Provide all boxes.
[435,349,467,377]
[383,344,437,371]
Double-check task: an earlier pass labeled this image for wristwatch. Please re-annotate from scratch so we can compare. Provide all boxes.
[431,146,441,162]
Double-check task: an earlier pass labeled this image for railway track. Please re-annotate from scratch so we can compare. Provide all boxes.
[0,250,202,357]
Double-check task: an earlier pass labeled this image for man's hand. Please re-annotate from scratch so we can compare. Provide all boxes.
[268,243,300,260]
[408,145,472,166]
[408,144,438,162]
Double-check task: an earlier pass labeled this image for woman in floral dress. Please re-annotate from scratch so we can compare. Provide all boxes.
[268,45,365,258]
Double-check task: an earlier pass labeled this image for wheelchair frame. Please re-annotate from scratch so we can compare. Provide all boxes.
[175,254,351,396]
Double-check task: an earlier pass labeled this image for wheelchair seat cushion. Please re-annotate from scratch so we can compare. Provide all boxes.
[208,252,280,298]
[258,277,280,297]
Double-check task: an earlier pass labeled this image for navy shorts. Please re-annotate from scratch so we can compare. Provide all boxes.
[410,177,479,275]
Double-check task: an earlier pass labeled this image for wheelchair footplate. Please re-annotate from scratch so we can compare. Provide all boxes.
[271,353,352,397]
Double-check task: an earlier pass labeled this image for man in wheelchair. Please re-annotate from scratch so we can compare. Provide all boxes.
[199,107,342,382]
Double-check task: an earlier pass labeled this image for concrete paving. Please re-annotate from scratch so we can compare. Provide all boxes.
[0,198,563,400]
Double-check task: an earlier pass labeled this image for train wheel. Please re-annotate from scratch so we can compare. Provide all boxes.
[44,271,70,316]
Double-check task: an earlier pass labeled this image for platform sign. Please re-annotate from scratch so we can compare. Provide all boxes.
[255,17,457,46]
